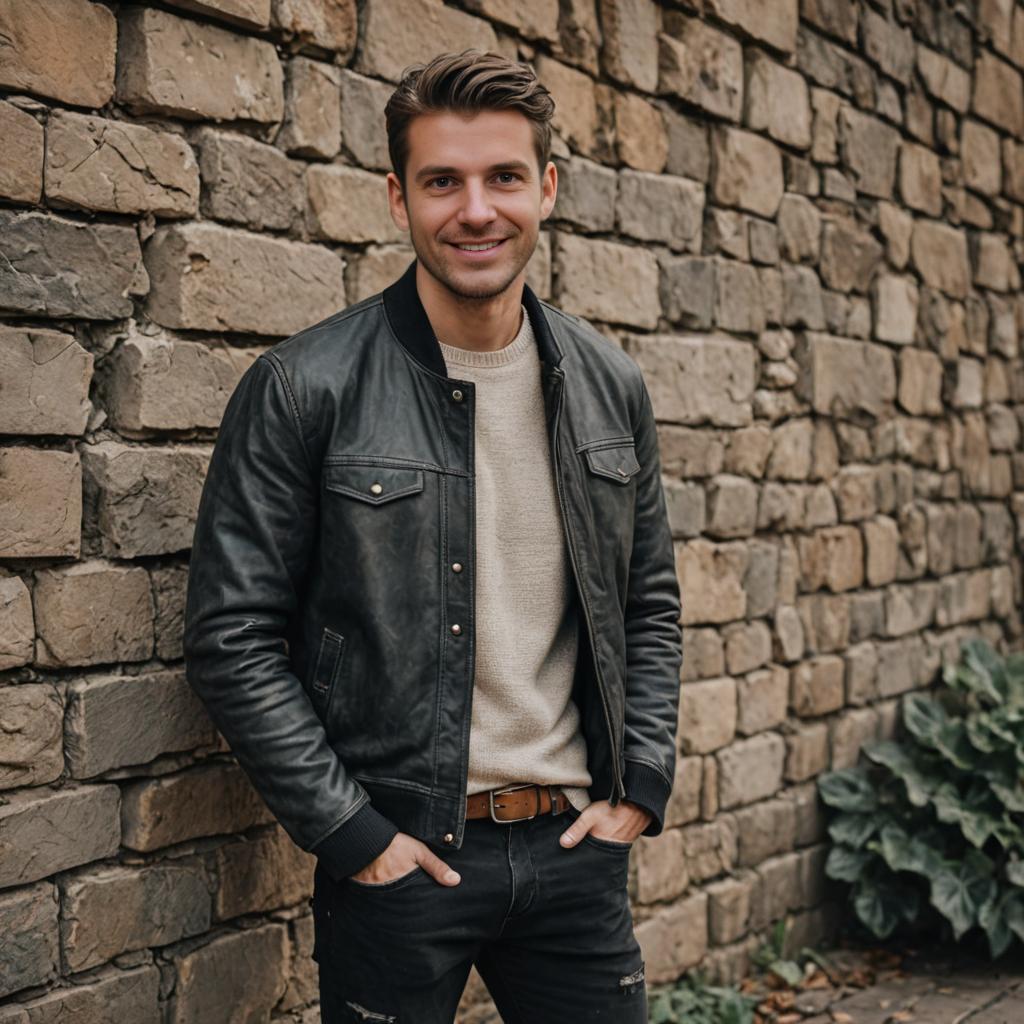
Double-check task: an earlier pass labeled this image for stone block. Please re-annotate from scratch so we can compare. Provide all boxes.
[797,525,864,592]
[911,220,970,299]
[0,685,63,791]
[830,706,880,769]
[777,194,821,263]
[46,111,199,218]
[0,448,81,558]
[537,55,603,157]
[861,6,914,82]
[706,475,758,539]
[717,733,786,808]
[616,170,703,252]
[346,245,417,303]
[736,665,788,735]
[167,925,289,1024]
[615,92,668,173]
[664,756,703,828]
[916,45,970,113]
[0,326,92,435]
[711,126,784,217]
[0,0,116,107]
[461,0,558,41]
[0,883,59,999]
[781,264,826,330]
[785,721,829,781]
[819,218,883,293]
[744,50,811,149]
[0,785,121,889]
[33,560,153,668]
[633,828,688,904]
[0,210,147,320]
[62,862,210,971]
[0,577,34,671]
[276,58,340,160]
[962,120,1001,196]
[973,233,1020,292]
[0,101,43,204]
[215,827,314,919]
[884,581,937,637]
[339,69,393,171]
[678,677,737,755]
[750,851,803,929]
[103,332,261,436]
[676,540,748,625]
[597,0,658,91]
[973,49,1023,135]
[81,442,211,558]
[731,796,796,867]
[872,274,918,344]
[802,0,858,45]
[659,256,715,329]
[362,0,498,84]
[706,874,752,944]
[271,0,357,54]
[659,13,743,122]
[838,106,898,199]
[635,892,708,983]
[307,164,404,244]
[120,763,274,852]
[704,0,798,53]
[898,348,943,416]
[663,106,709,181]
[796,332,896,420]
[791,655,845,716]
[552,156,617,232]
[116,6,283,123]
[165,0,270,27]
[151,564,188,662]
[144,222,345,336]
[66,669,216,778]
[899,141,942,216]
[552,233,659,328]
[198,128,304,232]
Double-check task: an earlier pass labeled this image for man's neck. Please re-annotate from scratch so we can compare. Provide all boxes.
[416,262,525,353]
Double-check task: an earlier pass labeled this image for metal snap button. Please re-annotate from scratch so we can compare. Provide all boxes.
[452,389,464,402]
[452,562,463,573]
[450,623,461,635]
[443,833,454,844]
[369,482,383,495]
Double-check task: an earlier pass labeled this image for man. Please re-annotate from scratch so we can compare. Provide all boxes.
[183,49,682,1023]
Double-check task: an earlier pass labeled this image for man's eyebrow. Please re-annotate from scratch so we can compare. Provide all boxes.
[414,161,534,182]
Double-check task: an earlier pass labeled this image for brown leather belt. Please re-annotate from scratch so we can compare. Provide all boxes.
[465,783,571,823]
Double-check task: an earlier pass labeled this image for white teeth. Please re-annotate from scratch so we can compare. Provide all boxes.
[457,241,502,251]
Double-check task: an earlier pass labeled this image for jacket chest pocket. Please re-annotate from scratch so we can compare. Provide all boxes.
[581,440,641,484]
[322,463,425,504]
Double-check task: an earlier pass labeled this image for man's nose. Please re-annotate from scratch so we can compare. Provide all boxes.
[457,181,496,226]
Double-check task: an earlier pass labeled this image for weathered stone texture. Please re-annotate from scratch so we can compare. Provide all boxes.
[46,111,199,218]
[65,669,216,777]
[0,448,82,559]
[277,58,341,159]
[0,0,116,107]
[0,326,93,436]
[357,0,497,82]
[711,127,785,217]
[0,785,121,889]
[307,165,404,244]
[0,685,63,791]
[82,442,211,558]
[271,0,357,54]
[144,223,345,336]
[116,6,284,123]
[0,883,60,999]
[0,211,147,320]
[659,14,743,122]
[214,826,315,919]
[0,101,43,204]
[0,577,34,671]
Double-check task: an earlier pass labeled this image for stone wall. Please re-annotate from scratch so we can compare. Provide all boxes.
[1,0,1022,1019]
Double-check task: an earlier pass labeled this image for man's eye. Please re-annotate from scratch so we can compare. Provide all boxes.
[496,173,519,184]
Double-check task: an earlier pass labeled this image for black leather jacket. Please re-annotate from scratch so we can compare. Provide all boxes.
[183,259,683,882]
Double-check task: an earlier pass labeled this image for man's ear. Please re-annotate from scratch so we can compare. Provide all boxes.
[386,172,409,232]
[540,160,557,221]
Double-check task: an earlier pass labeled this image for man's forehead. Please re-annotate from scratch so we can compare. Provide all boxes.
[406,109,534,163]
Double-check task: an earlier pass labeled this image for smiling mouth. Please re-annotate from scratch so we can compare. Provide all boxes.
[449,239,506,252]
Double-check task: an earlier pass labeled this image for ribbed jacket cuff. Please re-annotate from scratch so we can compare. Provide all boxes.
[622,760,672,837]
[310,802,400,882]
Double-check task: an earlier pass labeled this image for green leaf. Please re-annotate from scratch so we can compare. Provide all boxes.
[902,693,949,748]
[828,811,878,849]
[768,959,804,987]
[853,877,912,939]
[1006,859,1024,887]
[934,720,978,770]
[931,782,1002,848]
[979,890,1015,959]
[863,740,936,807]
[963,637,1008,704]
[929,850,997,941]
[875,824,943,877]
[818,768,878,813]
[826,845,873,881]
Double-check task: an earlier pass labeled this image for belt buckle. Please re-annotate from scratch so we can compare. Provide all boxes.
[488,783,542,823]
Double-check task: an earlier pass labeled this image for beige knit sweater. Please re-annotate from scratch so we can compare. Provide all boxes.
[437,306,593,813]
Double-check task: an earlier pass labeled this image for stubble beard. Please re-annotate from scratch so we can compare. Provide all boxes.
[413,227,537,304]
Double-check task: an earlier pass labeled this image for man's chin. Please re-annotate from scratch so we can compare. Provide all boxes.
[426,258,525,302]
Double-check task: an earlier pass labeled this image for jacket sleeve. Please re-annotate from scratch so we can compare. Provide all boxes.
[620,372,684,837]
[183,353,398,881]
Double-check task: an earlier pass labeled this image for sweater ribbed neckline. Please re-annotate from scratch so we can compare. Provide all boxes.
[437,306,533,369]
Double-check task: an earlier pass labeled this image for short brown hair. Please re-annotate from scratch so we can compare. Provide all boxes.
[384,49,555,189]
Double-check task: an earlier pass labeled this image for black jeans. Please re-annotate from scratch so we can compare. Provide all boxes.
[310,802,647,1022]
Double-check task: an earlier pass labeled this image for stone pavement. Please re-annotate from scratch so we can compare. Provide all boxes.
[748,946,1024,1024]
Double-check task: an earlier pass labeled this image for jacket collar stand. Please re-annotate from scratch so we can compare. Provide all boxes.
[382,258,564,378]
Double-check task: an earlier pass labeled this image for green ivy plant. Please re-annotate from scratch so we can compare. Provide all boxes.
[647,970,758,1024]
[817,636,1024,957]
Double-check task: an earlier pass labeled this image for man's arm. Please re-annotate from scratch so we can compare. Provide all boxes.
[183,353,398,880]
[620,373,684,836]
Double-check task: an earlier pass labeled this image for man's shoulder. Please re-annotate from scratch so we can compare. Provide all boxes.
[536,298,644,389]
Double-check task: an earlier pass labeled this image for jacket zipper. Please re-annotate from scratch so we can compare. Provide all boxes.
[549,368,625,803]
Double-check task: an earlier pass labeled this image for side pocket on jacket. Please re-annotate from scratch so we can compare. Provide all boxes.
[310,628,346,718]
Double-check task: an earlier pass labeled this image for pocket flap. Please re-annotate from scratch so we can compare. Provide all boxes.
[583,443,641,483]
[323,464,425,504]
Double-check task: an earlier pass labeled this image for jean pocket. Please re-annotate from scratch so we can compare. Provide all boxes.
[346,864,425,891]
[581,832,633,853]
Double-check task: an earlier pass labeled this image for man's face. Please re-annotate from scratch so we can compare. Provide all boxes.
[386,109,557,301]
